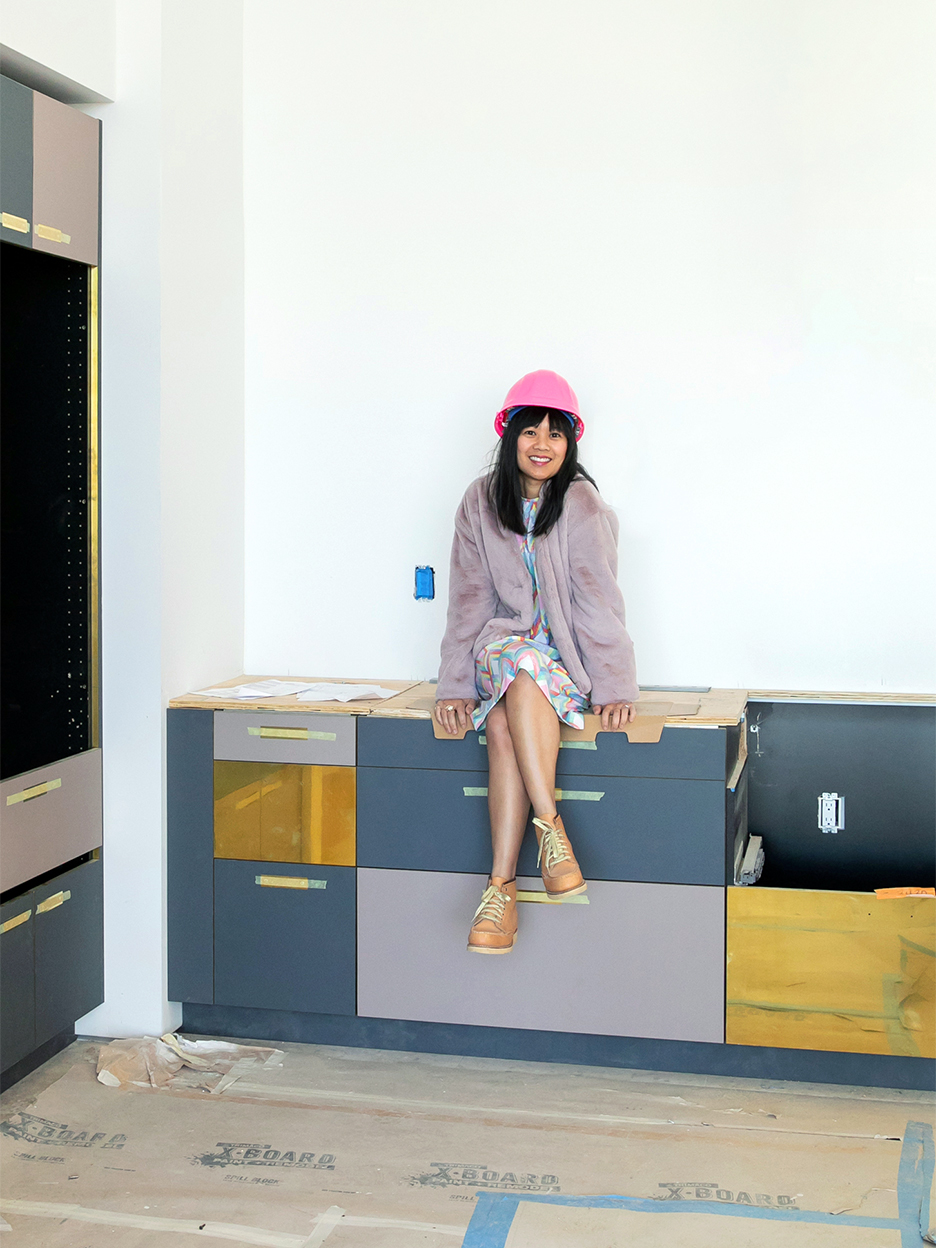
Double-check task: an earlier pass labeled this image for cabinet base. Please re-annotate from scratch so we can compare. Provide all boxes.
[0,1026,74,1092]
[181,1004,934,1092]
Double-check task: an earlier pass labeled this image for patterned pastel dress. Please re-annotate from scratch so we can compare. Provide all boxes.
[472,497,590,731]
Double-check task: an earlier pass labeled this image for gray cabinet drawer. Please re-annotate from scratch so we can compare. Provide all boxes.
[34,857,104,1045]
[357,869,725,1043]
[359,716,731,780]
[1,893,36,1070]
[214,860,356,1015]
[213,711,355,766]
[0,77,33,250]
[357,766,728,885]
[0,750,103,893]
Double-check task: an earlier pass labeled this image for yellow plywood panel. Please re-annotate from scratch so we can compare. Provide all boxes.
[214,762,355,866]
[726,887,935,1057]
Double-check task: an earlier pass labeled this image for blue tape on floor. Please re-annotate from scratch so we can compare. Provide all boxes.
[898,1120,935,1246]
[461,1119,936,1248]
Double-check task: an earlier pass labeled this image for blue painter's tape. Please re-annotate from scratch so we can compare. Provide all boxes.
[898,1120,935,1246]
[461,1193,522,1247]
[462,1121,936,1248]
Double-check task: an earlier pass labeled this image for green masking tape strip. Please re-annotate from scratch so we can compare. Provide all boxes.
[516,891,590,905]
[463,787,604,801]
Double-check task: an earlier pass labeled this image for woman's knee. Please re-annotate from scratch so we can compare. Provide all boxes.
[485,702,513,750]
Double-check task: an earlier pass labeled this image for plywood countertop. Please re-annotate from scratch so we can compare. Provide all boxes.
[168,676,749,726]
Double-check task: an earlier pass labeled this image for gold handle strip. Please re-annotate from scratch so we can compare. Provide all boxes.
[0,909,32,934]
[247,726,337,741]
[37,890,71,914]
[1,212,29,233]
[463,787,603,802]
[7,778,62,806]
[254,875,326,890]
[35,223,71,243]
[516,891,589,905]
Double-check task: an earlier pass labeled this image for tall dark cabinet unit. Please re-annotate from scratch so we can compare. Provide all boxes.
[0,77,104,1088]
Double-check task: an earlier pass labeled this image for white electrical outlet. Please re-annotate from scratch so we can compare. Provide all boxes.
[818,792,845,834]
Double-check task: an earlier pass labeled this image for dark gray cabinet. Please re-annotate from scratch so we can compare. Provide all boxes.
[214,860,356,1015]
[0,857,103,1073]
[0,895,36,1068]
[357,766,732,884]
[0,76,33,248]
[34,859,104,1046]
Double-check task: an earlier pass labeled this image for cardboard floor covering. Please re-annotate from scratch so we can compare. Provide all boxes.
[0,1037,932,1246]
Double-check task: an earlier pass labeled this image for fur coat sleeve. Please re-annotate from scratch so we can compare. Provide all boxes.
[436,490,500,700]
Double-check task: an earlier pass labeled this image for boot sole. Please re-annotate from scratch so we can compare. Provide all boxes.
[544,881,588,898]
[467,937,517,954]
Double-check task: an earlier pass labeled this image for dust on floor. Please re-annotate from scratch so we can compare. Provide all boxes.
[0,1036,932,1246]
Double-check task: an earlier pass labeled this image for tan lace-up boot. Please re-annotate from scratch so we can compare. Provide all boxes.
[533,814,587,896]
[467,877,518,954]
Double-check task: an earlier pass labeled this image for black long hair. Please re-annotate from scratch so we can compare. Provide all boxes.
[487,406,597,538]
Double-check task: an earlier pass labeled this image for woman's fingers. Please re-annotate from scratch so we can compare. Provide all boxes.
[435,699,476,735]
[591,702,635,730]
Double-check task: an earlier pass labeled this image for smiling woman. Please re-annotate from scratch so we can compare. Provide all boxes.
[434,371,638,955]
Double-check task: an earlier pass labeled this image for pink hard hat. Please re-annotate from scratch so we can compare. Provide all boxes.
[494,370,584,441]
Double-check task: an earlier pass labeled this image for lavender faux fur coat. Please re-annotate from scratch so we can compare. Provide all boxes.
[437,476,638,706]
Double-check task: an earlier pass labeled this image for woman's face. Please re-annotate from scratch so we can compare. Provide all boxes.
[516,414,568,494]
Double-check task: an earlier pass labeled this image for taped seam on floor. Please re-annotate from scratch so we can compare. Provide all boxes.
[0,1200,466,1242]
[460,1119,936,1248]
[300,1205,344,1246]
[221,1082,909,1138]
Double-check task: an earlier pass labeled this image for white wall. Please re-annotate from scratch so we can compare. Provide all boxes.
[76,0,245,1038]
[1,0,115,101]
[243,0,936,694]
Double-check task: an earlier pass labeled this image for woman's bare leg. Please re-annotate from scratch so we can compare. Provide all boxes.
[504,669,560,817]
[485,701,529,880]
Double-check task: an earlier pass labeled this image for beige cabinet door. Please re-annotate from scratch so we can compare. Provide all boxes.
[32,91,100,267]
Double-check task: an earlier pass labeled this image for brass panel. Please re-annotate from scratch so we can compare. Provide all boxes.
[1,212,29,232]
[726,887,935,1058]
[214,762,356,865]
[88,266,100,748]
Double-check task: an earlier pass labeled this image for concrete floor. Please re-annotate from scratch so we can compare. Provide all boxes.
[0,1036,933,1245]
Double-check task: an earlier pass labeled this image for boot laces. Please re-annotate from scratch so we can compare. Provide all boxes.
[533,818,572,871]
[472,884,510,926]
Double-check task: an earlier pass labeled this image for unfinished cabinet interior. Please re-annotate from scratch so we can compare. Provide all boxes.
[726,885,935,1058]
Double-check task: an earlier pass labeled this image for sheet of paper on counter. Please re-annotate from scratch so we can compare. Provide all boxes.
[188,680,322,699]
[295,683,399,702]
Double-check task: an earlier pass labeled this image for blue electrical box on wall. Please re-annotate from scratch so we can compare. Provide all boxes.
[414,566,435,600]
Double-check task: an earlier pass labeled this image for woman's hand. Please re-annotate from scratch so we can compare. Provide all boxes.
[591,701,636,731]
[434,698,477,736]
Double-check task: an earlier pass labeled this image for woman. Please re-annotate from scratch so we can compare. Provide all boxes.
[435,369,638,954]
